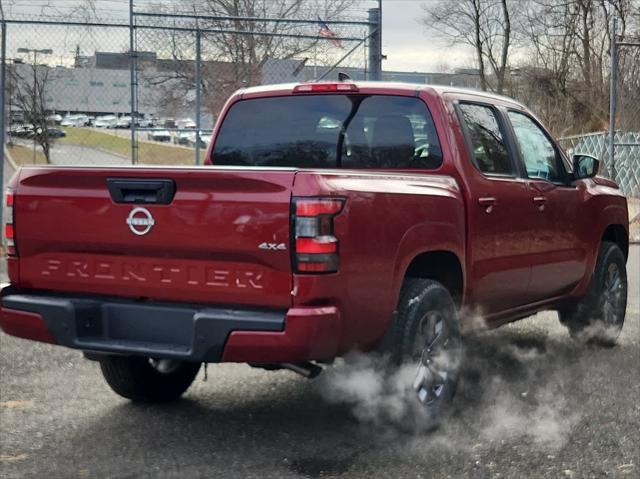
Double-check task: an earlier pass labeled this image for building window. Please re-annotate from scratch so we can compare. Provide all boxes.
[90,80,104,87]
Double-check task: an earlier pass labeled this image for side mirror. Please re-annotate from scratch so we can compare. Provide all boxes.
[573,154,600,180]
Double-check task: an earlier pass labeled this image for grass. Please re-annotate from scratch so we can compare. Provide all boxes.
[5,143,47,165]
[59,128,198,166]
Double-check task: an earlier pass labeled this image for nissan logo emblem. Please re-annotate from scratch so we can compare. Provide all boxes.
[126,207,155,236]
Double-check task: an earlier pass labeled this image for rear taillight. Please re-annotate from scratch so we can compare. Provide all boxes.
[293,197,344,274]
[5,188,17,256]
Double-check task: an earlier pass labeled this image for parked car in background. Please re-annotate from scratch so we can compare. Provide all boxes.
[136,116,158,128]
[116,116,132,129]
[47,114,63,125]
[162,118,177,129]
[60,116,75,127]
[187,132,210,149]
[7,124,34,138]
[46,128,66,138]
[173,131,195,146]
[60,115,89,127]
[177,118,197,129]
[147,130,172,142]
[94,115,118,128]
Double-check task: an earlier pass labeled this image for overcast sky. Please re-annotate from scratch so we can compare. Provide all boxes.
[365,0,470,72]
[2,0,473,73]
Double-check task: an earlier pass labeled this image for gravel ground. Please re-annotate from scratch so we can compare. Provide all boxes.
[0,247,638,479]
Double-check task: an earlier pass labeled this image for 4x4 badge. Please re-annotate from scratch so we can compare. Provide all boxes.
[126,207,155,236]
[258,242,287,251]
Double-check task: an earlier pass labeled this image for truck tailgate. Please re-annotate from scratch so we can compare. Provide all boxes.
[13,167,295,309]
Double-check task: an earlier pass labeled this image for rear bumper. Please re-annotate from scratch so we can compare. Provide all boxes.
[0,287,341,363]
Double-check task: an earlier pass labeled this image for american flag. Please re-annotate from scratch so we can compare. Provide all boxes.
[318,17,342,48]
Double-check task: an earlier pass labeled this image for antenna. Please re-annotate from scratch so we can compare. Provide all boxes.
[338,72,351,82]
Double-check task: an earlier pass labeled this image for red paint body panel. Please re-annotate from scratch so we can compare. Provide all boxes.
[290,171,465,352]
[0,307,56,344]
[7,257,19,283]
[13,167,295,309]
[2,81,629,363]
[222,306,341,363]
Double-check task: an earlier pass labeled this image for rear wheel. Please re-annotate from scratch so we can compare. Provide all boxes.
[383,278,462,431]
[559,241,627,346]
[99,356,201,402]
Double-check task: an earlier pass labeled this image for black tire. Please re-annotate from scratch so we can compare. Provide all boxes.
[381,278,462,431]
[559,241,627,346]
[99,356,201,402]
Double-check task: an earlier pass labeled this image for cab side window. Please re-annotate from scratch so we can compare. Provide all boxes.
[508,111,564,182]
[458,103,513,176]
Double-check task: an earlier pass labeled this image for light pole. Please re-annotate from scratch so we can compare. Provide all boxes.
[17,47,53,66]
[16,48,52,161]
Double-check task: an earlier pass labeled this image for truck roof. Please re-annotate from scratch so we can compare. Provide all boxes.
[237,81,525,108]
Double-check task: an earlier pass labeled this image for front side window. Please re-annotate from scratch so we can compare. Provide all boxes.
[458,103,513,175]
[212,95,442,170]
[508,111,563,182]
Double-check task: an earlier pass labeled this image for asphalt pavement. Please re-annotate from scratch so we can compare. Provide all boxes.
[47,143,129,166]
[10,140,129,166]
[0,247,638,479]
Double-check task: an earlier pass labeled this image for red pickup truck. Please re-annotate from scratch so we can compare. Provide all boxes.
[1,81,629,427]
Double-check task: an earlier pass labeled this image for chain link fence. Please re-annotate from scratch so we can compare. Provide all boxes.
[2,21,132,168]
[1,7,375,173]
[610,26,640,240]
[559,19,639,201]
[132,10,373,165]
[609,17,640,199]
[559,131,639,198]
[2,10,636,191]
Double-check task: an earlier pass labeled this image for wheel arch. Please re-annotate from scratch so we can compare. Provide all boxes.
[570,221,629,299]
[601,224,628,260]
[402,250,464,307]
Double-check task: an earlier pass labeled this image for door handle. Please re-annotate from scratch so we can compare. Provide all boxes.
[478,197,497,213]
[533,196,547,211]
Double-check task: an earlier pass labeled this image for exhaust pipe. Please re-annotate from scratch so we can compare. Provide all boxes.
[281,362,323,379]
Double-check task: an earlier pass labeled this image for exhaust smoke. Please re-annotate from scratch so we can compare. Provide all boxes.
[317,311,583,451]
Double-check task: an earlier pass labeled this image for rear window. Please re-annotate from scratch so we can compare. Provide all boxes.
[212,95,442,169]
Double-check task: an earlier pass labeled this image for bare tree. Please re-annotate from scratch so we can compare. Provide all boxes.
[137,0,360,118]
[422,0,638,135]
[192,0,358,83]
[10,63,54,163]
[421,0,515,94]
[516,0,639,134]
